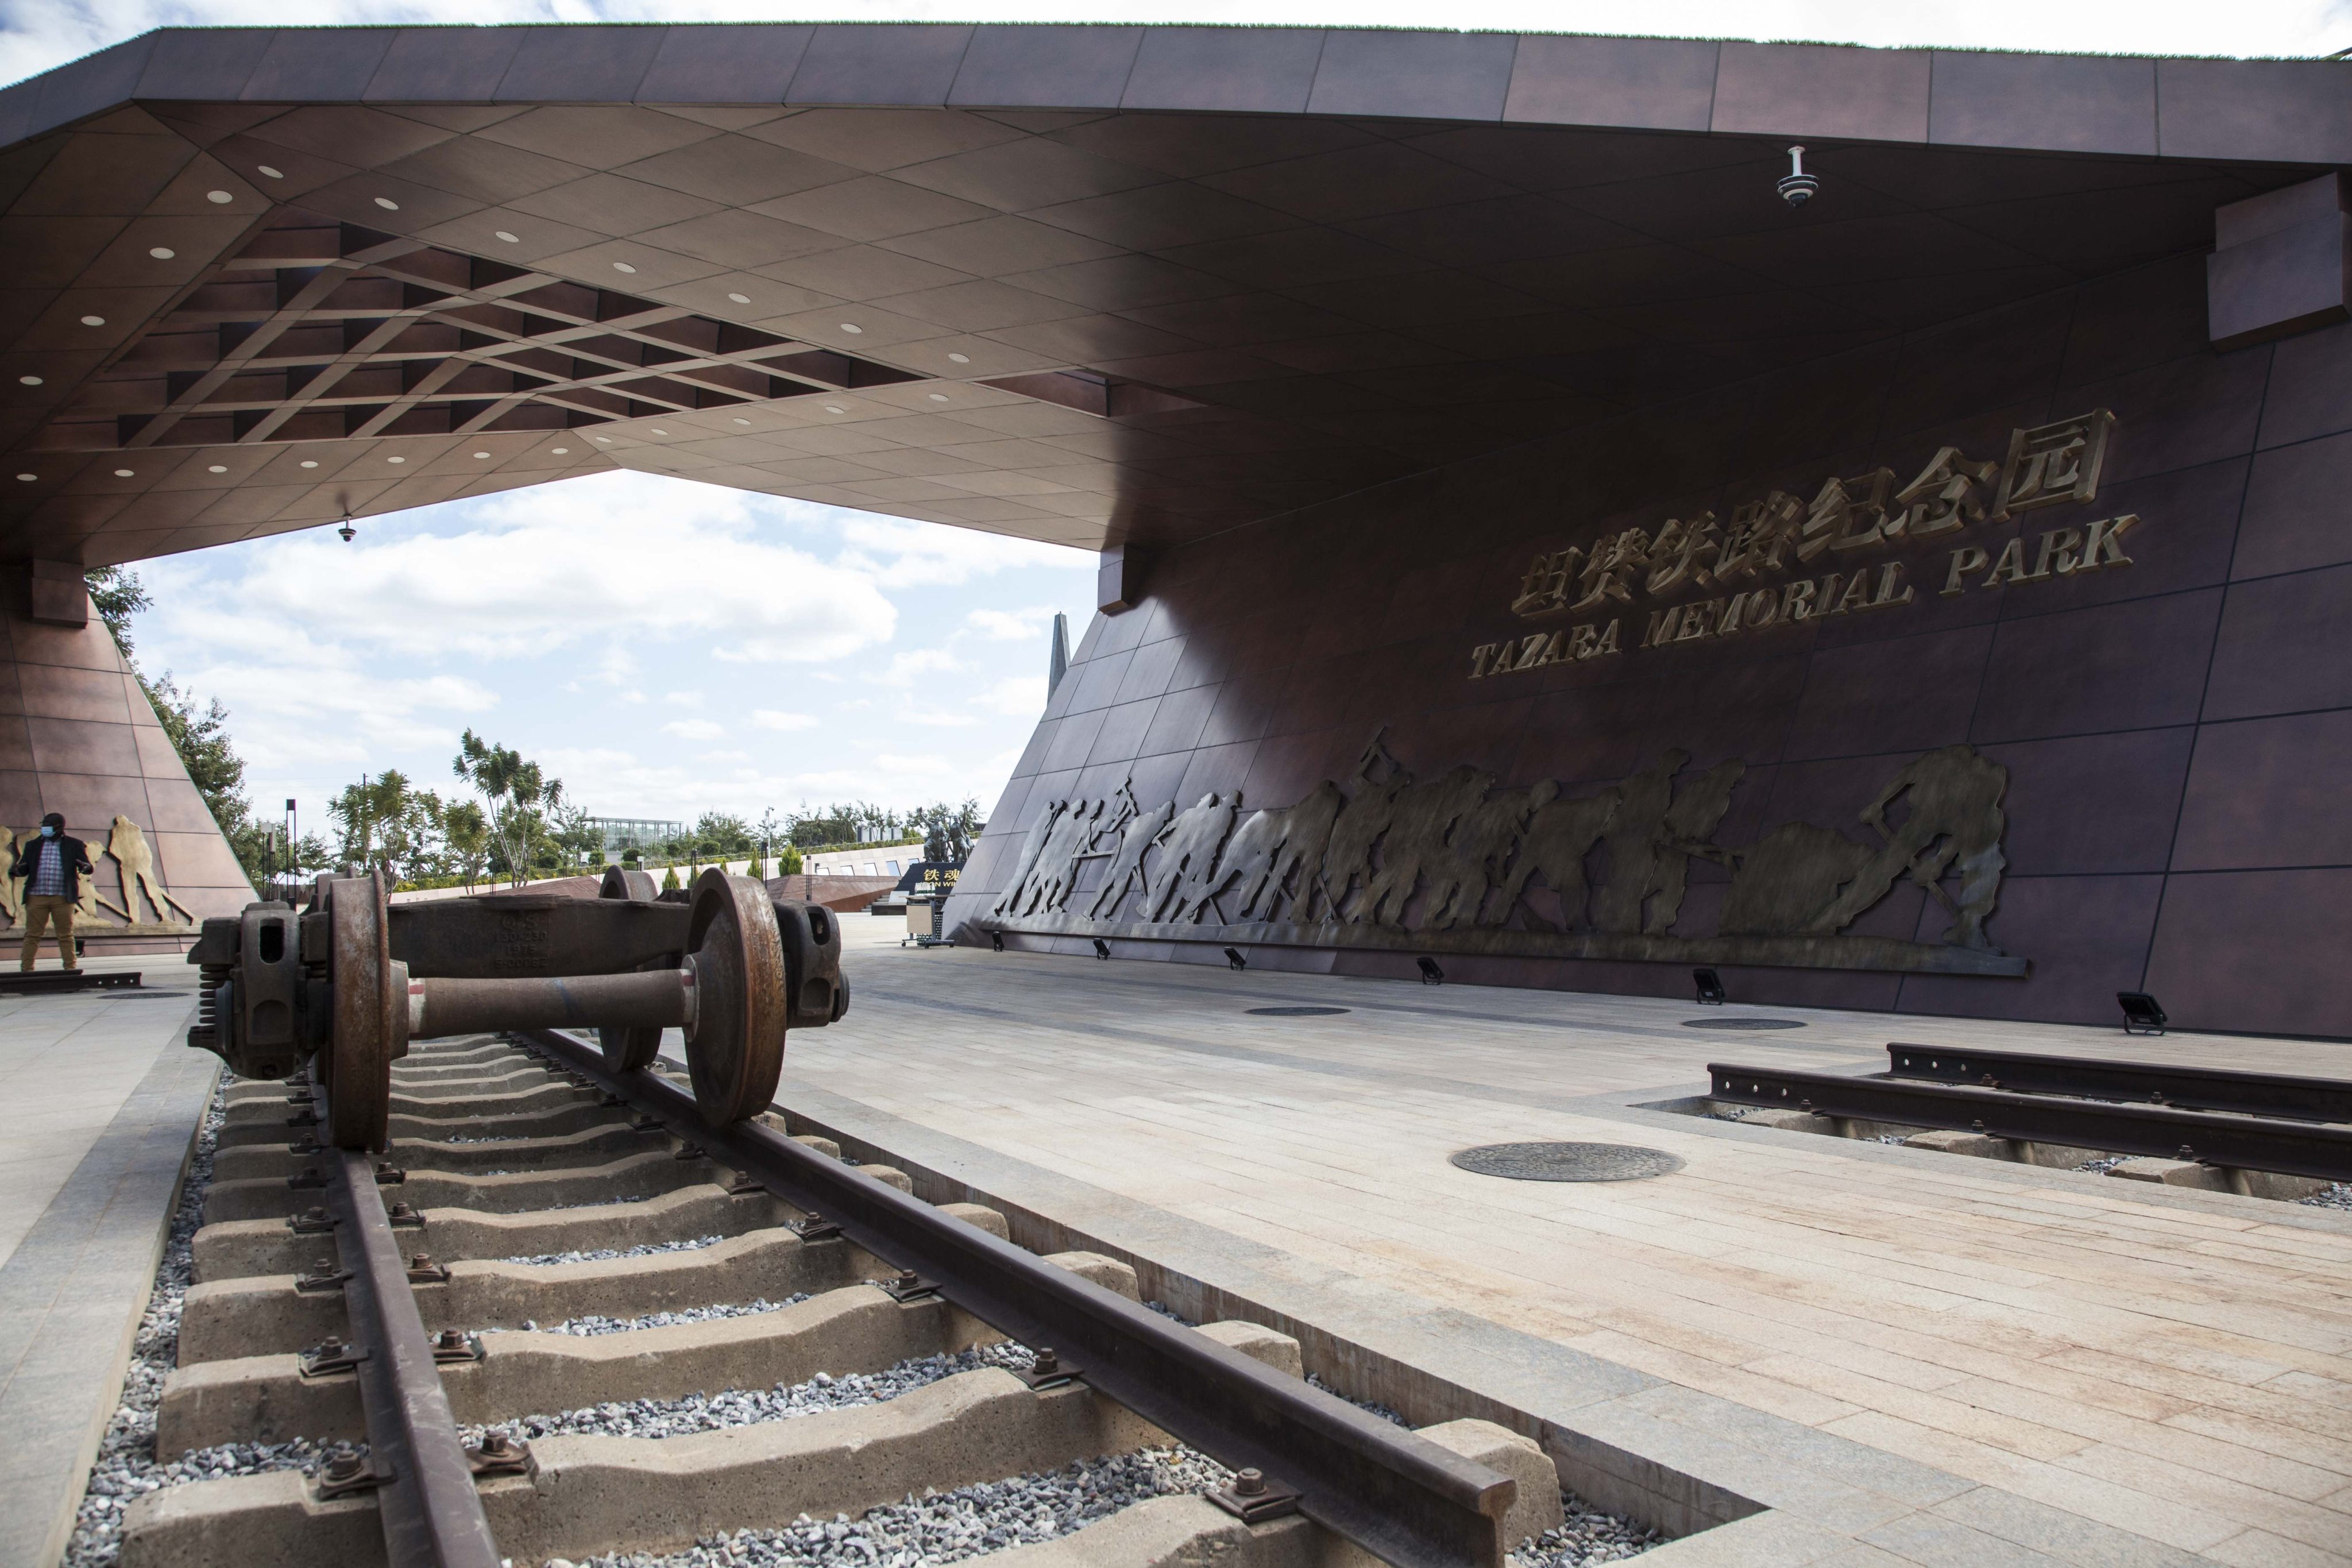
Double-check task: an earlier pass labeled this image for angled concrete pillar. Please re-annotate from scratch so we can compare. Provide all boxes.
[1,566,254,952]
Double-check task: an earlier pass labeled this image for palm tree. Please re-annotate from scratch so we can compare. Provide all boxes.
[453,729,563,889]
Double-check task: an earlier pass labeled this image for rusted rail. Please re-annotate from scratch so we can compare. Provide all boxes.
[1883,1042,2352,1123]
[517,1026,1516,1568]
[318,1069,502,1568]
[1709,1061,2352,1181]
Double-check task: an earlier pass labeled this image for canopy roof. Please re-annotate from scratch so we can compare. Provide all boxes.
[0,25,2340,566]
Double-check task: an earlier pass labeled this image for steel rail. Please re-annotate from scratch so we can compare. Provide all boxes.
[517,1028,1513,1568]
[1709,1062,2352,1182]
[1883,1043,2352,1123]
[318,1069,503,1568]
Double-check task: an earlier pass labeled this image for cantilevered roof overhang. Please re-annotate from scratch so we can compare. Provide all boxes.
[0,24,2343,566]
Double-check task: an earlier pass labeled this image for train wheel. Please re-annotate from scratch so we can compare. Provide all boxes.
[681,871,787,1123]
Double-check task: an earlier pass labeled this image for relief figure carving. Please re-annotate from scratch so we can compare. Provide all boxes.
[978,736,2023,979]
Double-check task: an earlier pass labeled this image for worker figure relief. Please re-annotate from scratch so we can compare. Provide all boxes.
[0,814,192,935]
[976,735,2022,979]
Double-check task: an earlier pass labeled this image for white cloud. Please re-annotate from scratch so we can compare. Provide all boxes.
[836,517,1087,588]
[964,605,1064,642]
[975,675,1048,719]
[700,749,752,762]
[662,718,725,740]
[896,708,983,728]
[869,647,965,687]
[173,470,894,666]
[665,689,705,708]
[874,752,956,776]
[753,710,818,731]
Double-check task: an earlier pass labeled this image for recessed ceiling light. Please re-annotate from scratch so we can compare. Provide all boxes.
[732,417,751,424]
[495,231,519,244]
[727,292,750,304]
[149,246,175,260]
[650,427,668,436]
[472,451,491,459]
[822,404,845,414]
[18,375,40,386]
[113,468,133,477]
[613,261,636,274]
[14,473,33,482]
[593,436,612,443]
[927,392,948,401]
[839,323,862,334]
[206,190,233,204]
[299,459,318,468]
[207,464,227,473]
[948,352,971,364]
[257,165,283,179]
[80,315,105,327]
[385,455,405,464]
[551,446,569,454]
[374,197,400,211]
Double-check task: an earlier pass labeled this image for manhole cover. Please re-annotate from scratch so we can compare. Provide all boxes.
[1449,1142,1685,1182]
[1245,1006,1350,1017]
[1681,1017,1806,1030]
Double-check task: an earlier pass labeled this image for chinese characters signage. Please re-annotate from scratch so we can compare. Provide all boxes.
[1472,411,2134,679]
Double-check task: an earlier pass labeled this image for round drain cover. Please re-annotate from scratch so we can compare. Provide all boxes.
[1450,1142,1685,1182]
[1681,1017,1806,1030]
[1245,1006,1350,1017]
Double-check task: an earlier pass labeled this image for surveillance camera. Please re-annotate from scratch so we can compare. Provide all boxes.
[337,521,356,542]
[1777,144,1819,208]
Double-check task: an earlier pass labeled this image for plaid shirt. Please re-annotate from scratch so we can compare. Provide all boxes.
[25,839,65,898]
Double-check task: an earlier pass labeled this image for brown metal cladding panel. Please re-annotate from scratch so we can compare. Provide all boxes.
[134,30,275,101]
[2063,352,2268,488]
[26,713,140,776]
[1897,874,2165,1026]
[2146,867,2352,1035]
[2257,319,2352,451]
[948,26,1142,110]
[0,768,36,824]
[1972,591,2221,745]
[1782,624,1995,762]
[493,26,666,102]
[1039,706,1106,773]
[36,770,154,831]
[635,26,812,105]
[0,713,30,770]
[240,30,395,102]
[362,28,527,101]
[1976,729,2195,876]
[1500,35,1717,132]
[130,721,181,778]
[1173,739,1258,804]
[2204,562,2352,721]
[140,775,225,835]
[2173,710,2352,871]
[2000,457,2245,618]
[1059,648,1133,714]
[2236,432,2352,581]
[1924,51,2157,157]
[2156,57,2352,165]
[1710,43,1930,144]
[1304,30,1517,122]
[786,26,975,107]
[13,664,127,729]
[150,826,252,892]
[1136,681,1217,759]
[1083,698,1160,767]
[27,40,154,141]
[1119,30,1326,115]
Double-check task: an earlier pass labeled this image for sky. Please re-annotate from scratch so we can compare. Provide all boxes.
[7,0,2347,831]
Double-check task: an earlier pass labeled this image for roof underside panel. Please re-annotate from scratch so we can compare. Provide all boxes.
[0,25,2339,567]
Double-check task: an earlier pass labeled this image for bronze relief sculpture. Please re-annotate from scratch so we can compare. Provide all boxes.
[978,736,2023,977]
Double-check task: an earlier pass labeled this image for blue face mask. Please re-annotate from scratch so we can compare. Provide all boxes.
[39,825,55,837]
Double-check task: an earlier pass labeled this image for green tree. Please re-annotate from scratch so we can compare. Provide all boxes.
[329,771,447,885]
[914,798,984,864]
[443,800,489,891]
[453,729,564,889]
[692,811,753,858]
[86,566,150,657]
[660,863,681,893]
[141,671,292,888]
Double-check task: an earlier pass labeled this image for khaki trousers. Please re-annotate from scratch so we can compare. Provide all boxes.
[21,894,76,971]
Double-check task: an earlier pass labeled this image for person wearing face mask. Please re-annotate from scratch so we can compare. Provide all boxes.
[14,813,95,972]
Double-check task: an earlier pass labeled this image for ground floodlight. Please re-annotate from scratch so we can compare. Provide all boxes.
[1694,968,1726,1005]
[2118,991,2167,1036]
[1416,956,1444,986]
[1092,937,1110,960]
[989,931,1004,952]
[1225,947,1246,971]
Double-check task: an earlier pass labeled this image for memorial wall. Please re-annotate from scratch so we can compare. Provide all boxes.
[948,249,2352,1037]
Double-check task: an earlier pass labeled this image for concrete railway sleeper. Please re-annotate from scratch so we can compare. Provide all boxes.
[111,1028,1561,1568]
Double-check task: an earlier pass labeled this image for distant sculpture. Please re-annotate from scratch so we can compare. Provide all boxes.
[0,827,18,927]
[110,814,194,926]
[978,733,2019,975]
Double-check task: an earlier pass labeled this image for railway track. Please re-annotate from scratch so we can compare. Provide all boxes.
[70,870,1645,1568]
[1706,1045,2352,1188]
